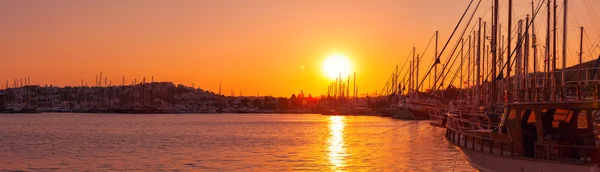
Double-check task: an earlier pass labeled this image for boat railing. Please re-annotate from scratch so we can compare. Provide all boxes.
[446,111,510,140]
[534,143,598,164]
[429,108,447,126]
[446,121,516,157]
[506,66,600,103]
[565,80,600,100]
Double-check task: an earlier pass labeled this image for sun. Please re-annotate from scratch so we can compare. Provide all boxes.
[322,53,352,80]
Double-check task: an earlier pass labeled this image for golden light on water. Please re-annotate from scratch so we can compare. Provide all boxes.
[328,116,347,170]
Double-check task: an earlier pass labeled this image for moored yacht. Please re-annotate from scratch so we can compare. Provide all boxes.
[446,100,600,172]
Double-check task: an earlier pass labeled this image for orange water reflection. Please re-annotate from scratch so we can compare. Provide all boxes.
[0,114,476,171]
[328,116,347,170]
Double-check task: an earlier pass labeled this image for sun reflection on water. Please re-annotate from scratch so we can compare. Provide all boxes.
[328,116,347,170]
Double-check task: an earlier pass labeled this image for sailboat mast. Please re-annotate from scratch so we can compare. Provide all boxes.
[472,32,476,103]
[393,65,398,95]
[477,17,481,104]
[347,76,350,101]
[435,31,439,93]
[517,20,523,101]
[468,35,472,102]
[417,53,420,92]
[546,0,551,101]
[338,74,342,106]
[525,15,530,101]
[412,47,416,93]
[409,61,413,93]
[460,38,464,91]
[353,72,356,98]
[500,27,504,80]
[579,27,583,83]
[356,85,359,99]
[532,0,538,102]
[561,0,567,100]
[99,71,102,87]
[492,0,498,104]
[552,0,557,101]
[483,22,487,84]
[578,26,583,100]
[507,0,513,103]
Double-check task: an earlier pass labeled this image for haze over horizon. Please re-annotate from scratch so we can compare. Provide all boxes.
[1,0,599,97]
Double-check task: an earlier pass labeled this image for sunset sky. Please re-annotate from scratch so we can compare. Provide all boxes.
[1,0,599,97]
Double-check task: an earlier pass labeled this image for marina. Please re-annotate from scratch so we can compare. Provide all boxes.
[1,0,600,171]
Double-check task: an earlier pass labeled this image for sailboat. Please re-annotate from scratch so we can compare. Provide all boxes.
[443,0,600,171]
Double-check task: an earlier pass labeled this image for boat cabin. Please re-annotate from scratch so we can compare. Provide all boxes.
[502,101,599,163]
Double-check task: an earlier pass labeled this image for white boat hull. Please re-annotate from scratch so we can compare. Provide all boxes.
[456,145,597,172]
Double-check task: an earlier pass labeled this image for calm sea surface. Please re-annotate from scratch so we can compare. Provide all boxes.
[0,113,475,171]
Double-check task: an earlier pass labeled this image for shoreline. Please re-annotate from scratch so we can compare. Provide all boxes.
[0,110,385,116]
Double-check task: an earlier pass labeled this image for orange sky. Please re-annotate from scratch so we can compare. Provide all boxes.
[1,0,599,97]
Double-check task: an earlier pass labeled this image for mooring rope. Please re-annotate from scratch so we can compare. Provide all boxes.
[380,121,419,134]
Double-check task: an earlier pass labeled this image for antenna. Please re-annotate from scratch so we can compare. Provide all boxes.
[99,71,102,86]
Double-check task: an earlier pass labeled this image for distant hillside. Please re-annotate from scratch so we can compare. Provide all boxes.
[562,57,600,81]
[497,56,600,82]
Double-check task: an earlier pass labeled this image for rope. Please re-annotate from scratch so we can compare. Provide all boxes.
[416,0,479,93]
[403,33,436,91]
[431,0,483,95]
[380,121,418,134]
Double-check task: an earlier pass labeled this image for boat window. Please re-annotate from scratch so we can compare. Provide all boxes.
[526,110,536,124]
[551,109,573,128]
[578,110,588,129]
[508,109,516,120]
[565,110,574,122]
[504,109,518,128]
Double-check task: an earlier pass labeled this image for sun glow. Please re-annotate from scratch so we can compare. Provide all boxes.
[322,54,353,80]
